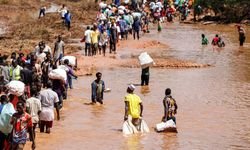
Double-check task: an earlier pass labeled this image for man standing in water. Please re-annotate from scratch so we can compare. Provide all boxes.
[237,25,246,46]
[124,84,143,127]
[141,67,149,86]
[39,81,60,134]
[201,34,208,45]
[53,35,65,65]
[91,72,105,104]
[162,88,178,124]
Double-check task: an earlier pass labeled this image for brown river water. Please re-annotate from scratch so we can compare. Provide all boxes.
[25,23,250,150]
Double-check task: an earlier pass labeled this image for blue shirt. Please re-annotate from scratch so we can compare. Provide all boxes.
[119,19,127,32]
[64,13,71,22]
[133,20,141,31]
[115,0,120,6]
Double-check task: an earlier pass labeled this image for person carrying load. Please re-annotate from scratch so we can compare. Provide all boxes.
[124,84,143,128]
[162,88,178,124]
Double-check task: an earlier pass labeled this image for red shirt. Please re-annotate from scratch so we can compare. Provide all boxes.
[11,96,18,109]
[212,37,219,45]
[11,112,32,144]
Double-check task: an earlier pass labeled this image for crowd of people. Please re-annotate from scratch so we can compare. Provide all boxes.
[83,0,152,56]
[149,0,193,23]
[0,32,79,149]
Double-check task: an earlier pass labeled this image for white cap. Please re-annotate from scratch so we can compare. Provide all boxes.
[128,84,135,91]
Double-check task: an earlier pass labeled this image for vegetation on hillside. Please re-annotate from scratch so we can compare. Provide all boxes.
[193,0,250,23]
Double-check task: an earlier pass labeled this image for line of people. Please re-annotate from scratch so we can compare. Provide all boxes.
[0,35,78,149]
[82,0,155,56]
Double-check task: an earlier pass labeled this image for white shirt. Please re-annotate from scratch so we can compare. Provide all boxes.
[54,40,65,61]
[35,45,52,54]
[26,97,42,123]
[39,89,59,121]
[59,8,67,18]
[84,29,92,43]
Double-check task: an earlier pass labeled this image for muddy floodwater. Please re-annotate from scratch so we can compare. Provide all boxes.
[27,23,250,150]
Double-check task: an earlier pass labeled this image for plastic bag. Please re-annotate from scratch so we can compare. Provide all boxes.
[138,52,154,69]
[61,56,76,66]
[48,69,67,82]
[6,81,25,96]
[58,65,69,72]
[99,2,107,9]
[155,119,176,132]
[122,116,150,135]
[0,103,15,134]
[118,9,124,15]
[118,6,126,11]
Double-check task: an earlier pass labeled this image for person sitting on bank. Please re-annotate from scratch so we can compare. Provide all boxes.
[162,88,178,124]
[91,72,105,104]
[124,84,143,128]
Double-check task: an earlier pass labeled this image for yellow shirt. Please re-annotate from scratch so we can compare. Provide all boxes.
[124,94,142,119]
[91,30,99,44]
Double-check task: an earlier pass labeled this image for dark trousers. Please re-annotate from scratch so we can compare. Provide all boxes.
[92,43,98,55]
[121,31,128,40]
[141,75,149,86]
[239,37,245,46]
[110,42,116,53]
[66,21,71,31]
[99,45,106,56]
[0,131,7,150]
[39,8,45,18]
[0,131,9,150]
[133,30,140,40]
[92,98,103,104]
[67,75,73,89]
[85,43,91,56]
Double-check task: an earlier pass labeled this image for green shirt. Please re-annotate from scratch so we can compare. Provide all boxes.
[202,37,208,45]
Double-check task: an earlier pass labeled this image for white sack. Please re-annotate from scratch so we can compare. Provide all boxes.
[61,56,76,66]
[48,68,67,82]
[6,81,25,96]
[138,52,154,69]
[118,9,124,15]
[99,2,107,9]
[123,117,150,135]
[155,119,176,132]
[58,65,69,72]
[118,6,126,11]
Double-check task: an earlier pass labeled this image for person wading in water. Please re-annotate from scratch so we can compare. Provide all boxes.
[91,72,105,104]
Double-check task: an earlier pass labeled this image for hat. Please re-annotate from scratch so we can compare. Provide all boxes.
[128,84,135,91]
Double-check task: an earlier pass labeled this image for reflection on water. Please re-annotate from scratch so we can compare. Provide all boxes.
[29,24,250,150]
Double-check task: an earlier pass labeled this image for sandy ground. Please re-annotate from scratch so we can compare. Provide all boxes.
[72,36,212,76]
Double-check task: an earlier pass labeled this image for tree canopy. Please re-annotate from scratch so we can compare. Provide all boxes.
[194,0,250,23]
